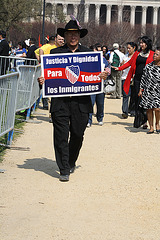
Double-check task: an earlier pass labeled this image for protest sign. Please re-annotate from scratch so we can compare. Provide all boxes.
[41,51,103,97]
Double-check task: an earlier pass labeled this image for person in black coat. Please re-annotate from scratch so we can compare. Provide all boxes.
[38,20,108,181]
[26,38,37,65]
[0,30,9,75]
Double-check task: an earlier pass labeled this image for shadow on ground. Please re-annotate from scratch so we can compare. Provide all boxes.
[110,121,133,126]
[17,157,59,179]
[91,121,132,127]
[33,115,51,122]
[125,126,148,133]
[110,121,147,133]
[105,112,127,119]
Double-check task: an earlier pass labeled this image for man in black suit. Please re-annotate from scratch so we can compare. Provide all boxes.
[38,20,107,182]
[26,38,37,65]
[0,30,9,75]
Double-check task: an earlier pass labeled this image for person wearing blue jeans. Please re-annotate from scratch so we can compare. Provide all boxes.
[87,93,105,126]
[122,80,131,118]
[120,42,137,118]
[87,43,110,127]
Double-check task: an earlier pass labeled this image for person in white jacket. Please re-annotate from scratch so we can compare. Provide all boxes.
[109,43,125,98]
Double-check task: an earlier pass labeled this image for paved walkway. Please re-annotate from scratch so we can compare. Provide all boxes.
[0,97,160,240]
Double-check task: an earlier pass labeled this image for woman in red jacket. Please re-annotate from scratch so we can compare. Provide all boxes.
[113,36,154,128]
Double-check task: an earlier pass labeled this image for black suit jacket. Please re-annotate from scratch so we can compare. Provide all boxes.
[50,44,92,114]
[0,39,9,74]
[0,39,9,56]
[26,44,37,65]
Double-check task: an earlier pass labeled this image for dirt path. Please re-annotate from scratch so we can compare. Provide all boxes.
[0,97,160,240]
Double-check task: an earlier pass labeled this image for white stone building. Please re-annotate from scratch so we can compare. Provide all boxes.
[45,0,160,27]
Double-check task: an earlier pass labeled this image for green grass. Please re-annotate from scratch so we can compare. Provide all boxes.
[0,114,26,163]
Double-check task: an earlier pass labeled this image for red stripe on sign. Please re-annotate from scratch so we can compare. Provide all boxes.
[44,68,101,84]
[44,68,66,79]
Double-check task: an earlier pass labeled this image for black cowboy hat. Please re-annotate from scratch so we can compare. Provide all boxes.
[57,20,88,38]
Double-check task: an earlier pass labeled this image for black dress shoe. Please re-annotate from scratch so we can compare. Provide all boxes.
[70,166,76,174]
[59,175,69,181]
[147,130,154,134]
[43,106,48,110]
[49,118,53,123]
[122,113,128,119]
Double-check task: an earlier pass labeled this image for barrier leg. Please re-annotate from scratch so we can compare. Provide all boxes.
[37,93,42,107]
[7,130,14,145]
[26,108,31,120]
[32,102,36,113]
[36,98,40,106]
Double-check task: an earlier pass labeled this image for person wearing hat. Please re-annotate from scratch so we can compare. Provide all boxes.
[0,30,9,75]
[38,20,107,182]
[109,43,125,99]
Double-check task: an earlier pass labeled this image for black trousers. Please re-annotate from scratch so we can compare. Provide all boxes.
[133,80,141,113]
[51,98,89,175]
[128,85,135,115]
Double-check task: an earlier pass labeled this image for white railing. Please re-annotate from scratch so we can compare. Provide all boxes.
[0,64,41,145]
[0,55,38,76]
[0,73,19,139]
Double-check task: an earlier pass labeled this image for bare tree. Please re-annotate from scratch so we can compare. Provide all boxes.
[7,2,160,50]
[0,0,41,31]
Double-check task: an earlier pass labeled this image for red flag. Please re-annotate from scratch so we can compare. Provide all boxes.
[38,35,42,47]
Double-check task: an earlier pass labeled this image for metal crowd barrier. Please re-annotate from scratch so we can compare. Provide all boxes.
[0,73,19,144]
[0,64,41,146]
[30,65,41,108]
[0,55,38,76]
[16,65,41,119]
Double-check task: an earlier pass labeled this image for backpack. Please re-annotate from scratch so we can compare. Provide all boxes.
[111,52,120,68]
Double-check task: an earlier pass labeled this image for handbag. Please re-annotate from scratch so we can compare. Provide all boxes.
[104,77,116,94]
[133,98,147,128]
[133,110,145,128]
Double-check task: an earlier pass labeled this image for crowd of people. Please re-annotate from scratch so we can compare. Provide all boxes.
[1,19,160,181]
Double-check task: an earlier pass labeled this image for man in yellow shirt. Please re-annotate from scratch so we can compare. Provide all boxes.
[35,34,64,63]
[37,34,64,113]
[51,33,65,49]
